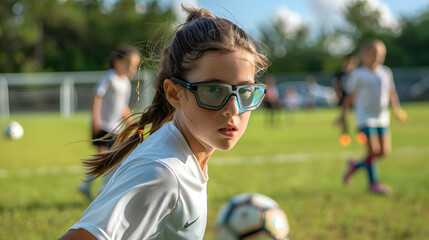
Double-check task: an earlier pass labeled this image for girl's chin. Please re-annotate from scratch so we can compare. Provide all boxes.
[214,141,238,151]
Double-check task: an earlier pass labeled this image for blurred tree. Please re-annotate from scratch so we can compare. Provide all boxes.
[259,16,309,59]
[339,0,403,55]
[259,0,429,74]
[1,0,428,73]
[0,0,175,73]
[343,0,384,41]
[385,11,429,67]
[44,0,175,72]
[258,13,315,74]
[0,0,50,72]
[0,0,15,72]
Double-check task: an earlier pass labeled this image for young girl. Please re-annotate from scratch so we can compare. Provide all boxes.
[78,45,141,200]
[339,39,407,195]
[60,7,268,239]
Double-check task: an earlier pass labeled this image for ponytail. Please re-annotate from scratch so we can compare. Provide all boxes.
[83,77,174,178]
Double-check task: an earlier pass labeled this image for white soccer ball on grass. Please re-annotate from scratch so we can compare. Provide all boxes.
[3,121,24,140]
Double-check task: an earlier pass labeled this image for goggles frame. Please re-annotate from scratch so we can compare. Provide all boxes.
[171,77,267,113]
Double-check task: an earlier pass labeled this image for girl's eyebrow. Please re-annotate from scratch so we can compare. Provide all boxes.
[199,78,224,83]
[198,78,254,84]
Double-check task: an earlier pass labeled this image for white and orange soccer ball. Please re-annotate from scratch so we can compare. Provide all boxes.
[3,121,24,140]
[215,193,290,240]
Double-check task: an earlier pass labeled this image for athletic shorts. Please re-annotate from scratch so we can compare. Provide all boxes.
[92,130,116,149]
[359,127,390,138]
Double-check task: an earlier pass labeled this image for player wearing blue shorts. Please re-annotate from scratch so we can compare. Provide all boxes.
[59,6,268,239]
[338,39,408,195]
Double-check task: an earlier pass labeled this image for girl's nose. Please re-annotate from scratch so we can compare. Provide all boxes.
[222,95,239,117]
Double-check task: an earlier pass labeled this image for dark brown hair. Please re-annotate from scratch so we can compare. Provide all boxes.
[83,6,269,178]
[108,45,141,69]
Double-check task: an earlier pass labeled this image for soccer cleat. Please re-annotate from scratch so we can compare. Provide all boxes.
[369,182,392,195]
[343,159,358,185]
[78,183,93,201]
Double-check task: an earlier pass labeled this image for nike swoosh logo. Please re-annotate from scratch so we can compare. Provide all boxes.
[184,216,199,228]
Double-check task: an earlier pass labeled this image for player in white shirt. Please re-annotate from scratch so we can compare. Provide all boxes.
[338,39,408,195]
[78,45,141,200]
[59,6,268,240]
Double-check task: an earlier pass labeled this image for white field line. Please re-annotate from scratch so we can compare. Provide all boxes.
[0,166,82,179]
[210,146,429,166]
[0,147,427,178]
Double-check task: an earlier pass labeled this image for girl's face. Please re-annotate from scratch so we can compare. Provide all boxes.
[114,53,141,78]
[362,43,386,70]
[175,49,256,154]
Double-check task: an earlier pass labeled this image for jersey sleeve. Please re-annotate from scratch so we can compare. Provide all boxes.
[71,160,179,240]
[94,71,112,97]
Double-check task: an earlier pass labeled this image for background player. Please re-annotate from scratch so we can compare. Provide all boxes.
[338,39,408,195]
[78,45,141,200]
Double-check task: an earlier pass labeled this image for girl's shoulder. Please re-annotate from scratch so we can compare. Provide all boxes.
[116,123,187,173]
[113,156,180,193]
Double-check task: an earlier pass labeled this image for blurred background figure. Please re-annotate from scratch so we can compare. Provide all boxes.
[332,54,359,140]
[339,39,408,195]
[282,86,301,110]
[281,86,301,123]
[263,75,282,125]
[78,45,141,200]
[332,54,359,107]
[304,75,317,109]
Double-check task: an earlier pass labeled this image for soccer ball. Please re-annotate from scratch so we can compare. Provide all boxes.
[3,121,24,140]
[215,193,289,240]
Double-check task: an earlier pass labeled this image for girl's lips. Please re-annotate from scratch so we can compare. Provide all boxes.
[218,125,238,137]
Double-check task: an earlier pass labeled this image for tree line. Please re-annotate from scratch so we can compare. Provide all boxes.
[260,0,429,73]
[1,0,428,74]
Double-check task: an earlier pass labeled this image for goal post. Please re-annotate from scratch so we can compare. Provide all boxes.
[0,76,9,119]
[60,76,75,118]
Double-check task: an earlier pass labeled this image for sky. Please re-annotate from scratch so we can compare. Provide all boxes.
[158,0,429,37]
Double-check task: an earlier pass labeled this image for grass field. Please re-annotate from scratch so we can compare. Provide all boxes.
[1,102,428,239]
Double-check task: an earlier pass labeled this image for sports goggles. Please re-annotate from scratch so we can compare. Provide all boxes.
[171,77,267,113]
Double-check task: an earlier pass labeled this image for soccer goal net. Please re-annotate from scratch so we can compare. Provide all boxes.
[0,71,155,118]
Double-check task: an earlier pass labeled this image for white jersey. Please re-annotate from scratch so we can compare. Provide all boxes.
[94,69,131,134]
[346,65,395,128]
[70,123,208,240]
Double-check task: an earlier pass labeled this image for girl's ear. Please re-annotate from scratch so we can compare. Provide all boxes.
[164,79,182,108]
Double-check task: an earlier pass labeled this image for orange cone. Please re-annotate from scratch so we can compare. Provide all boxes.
[339,133,351,146]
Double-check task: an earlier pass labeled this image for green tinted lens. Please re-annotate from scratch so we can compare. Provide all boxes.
[238,86,254,106]
[196,84,230,107]
[238,85,265,109]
